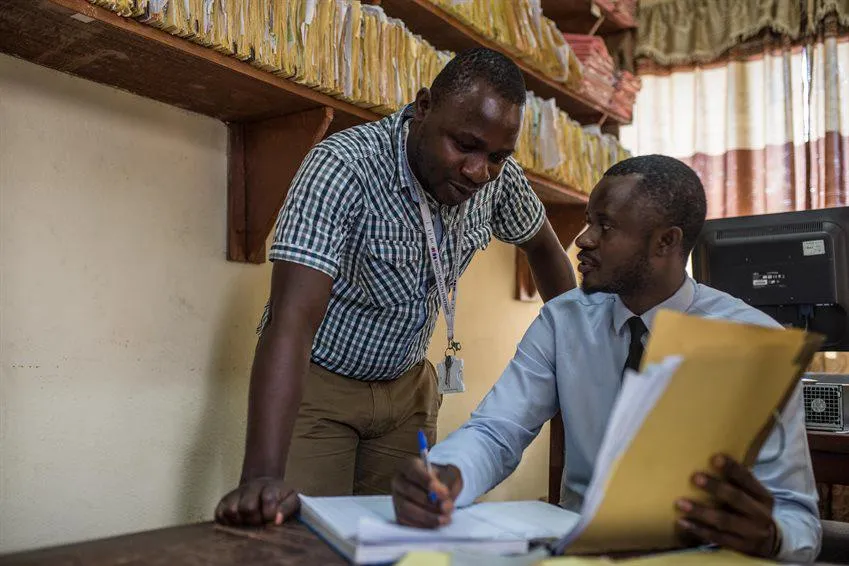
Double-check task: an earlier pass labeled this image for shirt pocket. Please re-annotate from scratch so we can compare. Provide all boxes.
[459,223,493,272]
[361,239,423,305]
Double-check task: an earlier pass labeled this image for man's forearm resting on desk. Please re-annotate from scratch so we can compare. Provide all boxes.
[215,261,333,527]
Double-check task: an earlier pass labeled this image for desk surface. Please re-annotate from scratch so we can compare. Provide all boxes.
[0,521,346,566]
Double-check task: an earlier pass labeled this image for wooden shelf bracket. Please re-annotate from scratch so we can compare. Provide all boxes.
[228,107,335,263]
[515,202,587,302]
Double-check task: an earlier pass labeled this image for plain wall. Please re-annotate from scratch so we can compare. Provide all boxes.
[0,53,549,554]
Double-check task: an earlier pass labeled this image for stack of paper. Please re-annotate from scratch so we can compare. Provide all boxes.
[90,0,135,16]
[562,34,616,109]
[595,0,637,29]
[92,0,630,199]
[553,310,820,555]
[516,92,631,193]
[298,495,580,565]
[428,0,583,89]
[610,71,642,122]
[107,0,453,114]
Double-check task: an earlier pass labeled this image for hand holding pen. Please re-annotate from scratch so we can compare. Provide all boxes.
[390,430,464,528]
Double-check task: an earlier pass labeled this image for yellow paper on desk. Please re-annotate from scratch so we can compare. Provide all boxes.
[565,311,821,555]
[395,551,451,566]
[542,549,773,566]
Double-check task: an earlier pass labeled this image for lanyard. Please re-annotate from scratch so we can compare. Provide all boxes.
[413,182,467,354]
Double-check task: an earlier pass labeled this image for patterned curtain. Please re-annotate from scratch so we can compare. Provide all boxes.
[621,28,849,219]
[622,14,849,521]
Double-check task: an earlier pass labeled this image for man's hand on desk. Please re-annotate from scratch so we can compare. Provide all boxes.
[215,477,300,527]
[676,454,781,558]
[392,460,463,528]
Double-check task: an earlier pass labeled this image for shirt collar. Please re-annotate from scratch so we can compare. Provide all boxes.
[400,115,444,211]
[392,104,416,194]
[612,276,697,336]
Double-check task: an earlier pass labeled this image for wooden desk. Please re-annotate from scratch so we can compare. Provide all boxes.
[809,431,849,520]
[2,519,846,565]
[809,431,849,486]
[0,522,346,566]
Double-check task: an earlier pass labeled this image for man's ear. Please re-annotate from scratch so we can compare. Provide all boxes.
[413,87,432,121]
[655,226,684,258]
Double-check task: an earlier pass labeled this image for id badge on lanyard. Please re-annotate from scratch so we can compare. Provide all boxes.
[413,182,467,394]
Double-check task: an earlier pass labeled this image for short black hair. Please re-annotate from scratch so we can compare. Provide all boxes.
[430,48,526,108]
[604,155,707,256]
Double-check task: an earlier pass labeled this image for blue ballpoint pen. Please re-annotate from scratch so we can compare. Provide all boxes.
[417,429,438,504]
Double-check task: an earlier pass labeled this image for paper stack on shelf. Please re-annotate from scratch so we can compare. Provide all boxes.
[90,0,135,16]
[90,0,630,198]
[428,0,583,89]
[595,0,637,28]
[610,70,642,122]
[112,0,452,114]
[562,33,615,109]
[516,92,630,193]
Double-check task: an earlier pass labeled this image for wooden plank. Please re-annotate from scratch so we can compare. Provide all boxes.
[0,522,347,566]
[0,0,376,124]
[228,123,249,262]
[374,0,630,125]
[542,0,637,36]
[809,431,849,454]
[231,107,336,263]
[526,172,589,205]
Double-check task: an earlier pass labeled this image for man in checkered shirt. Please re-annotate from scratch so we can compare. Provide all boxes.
[216,48,576,526]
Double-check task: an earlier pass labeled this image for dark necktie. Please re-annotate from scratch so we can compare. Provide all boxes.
[623,316,648,376]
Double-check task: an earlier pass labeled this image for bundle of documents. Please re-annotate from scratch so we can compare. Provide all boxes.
[554,311,820,555]
[595,0,637,29]
[300,312,817,563]
[96,0,453,114]
[427,0,583,89]
[90,0,136,15]
[91,0,626,198]
[298,495,580,565]
[562,34,616,110]
[516,93,630,193]
[610,71,642,122]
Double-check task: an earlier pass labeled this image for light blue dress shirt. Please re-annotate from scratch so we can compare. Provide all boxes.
[428,277,821,563]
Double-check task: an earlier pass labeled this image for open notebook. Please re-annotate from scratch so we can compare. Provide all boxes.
[298,495,580,565]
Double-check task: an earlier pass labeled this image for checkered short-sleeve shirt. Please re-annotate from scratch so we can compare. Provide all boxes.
[260,106,546,380]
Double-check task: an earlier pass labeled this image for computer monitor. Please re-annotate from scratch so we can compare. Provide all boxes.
[691,206,849,351]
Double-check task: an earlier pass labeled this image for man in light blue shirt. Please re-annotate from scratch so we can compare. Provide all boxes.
[390,155,821,563]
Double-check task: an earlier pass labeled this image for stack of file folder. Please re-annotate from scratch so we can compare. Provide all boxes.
[93,0,453,115]
[517,92,630,193]
[610,70,642,122]
[428,0,583,89]
[90,0,630,197]
[562,33,616,111]
[595,0,638,28]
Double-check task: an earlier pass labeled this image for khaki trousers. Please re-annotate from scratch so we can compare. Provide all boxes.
[284,360,442,496]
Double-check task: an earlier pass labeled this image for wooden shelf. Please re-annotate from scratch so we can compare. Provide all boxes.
[0,0,376,125]
[525,172,588,205]
[374,0,630,125]
[542,0,637,36]
[1,0,589,263]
